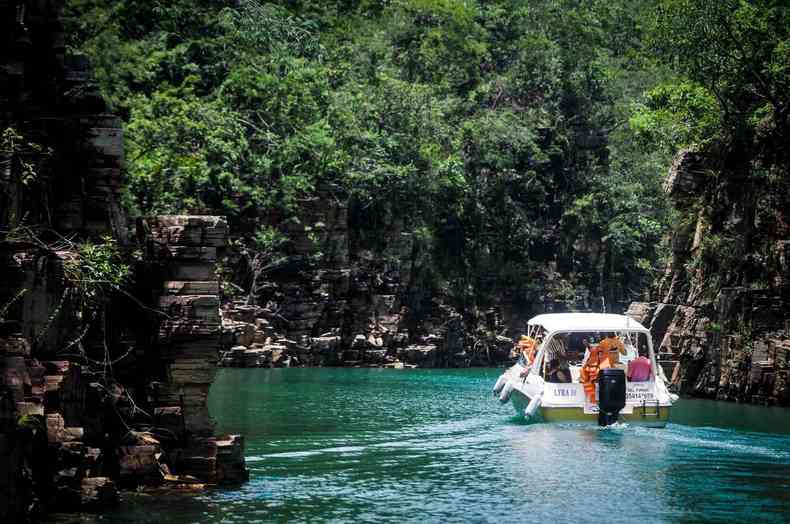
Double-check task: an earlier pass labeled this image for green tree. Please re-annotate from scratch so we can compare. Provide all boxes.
[648,0,790,152]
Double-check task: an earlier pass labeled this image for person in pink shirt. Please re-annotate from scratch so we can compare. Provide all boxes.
[627,349,652,382]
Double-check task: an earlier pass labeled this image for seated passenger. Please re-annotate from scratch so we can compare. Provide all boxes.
[582,337,593,363]
[599,333,626,368]
[546,358,571,383]
[627,349,652,382]
[621,340,638,366]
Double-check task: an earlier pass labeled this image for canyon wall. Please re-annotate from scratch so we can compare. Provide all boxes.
[218,117,634,371]
[628,150,790,405]
[221,166,621,370]
[0,2,245,520]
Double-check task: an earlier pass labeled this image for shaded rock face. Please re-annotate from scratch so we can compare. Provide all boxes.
[628,149,790,406]
[0,1,126,243]
[223,192,602,370]
[628,294,790,405]
[221,193,489,369]
[0,338,119,519]
[1,1,121,518]
[663,150,707,207]
[0,5,246,520]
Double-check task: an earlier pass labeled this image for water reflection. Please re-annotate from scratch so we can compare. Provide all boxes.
[672,398,790,434]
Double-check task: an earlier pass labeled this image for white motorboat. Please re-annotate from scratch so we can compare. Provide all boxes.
[493,313,678,426]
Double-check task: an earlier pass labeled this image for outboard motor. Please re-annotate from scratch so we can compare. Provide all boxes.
[598,368,626,426]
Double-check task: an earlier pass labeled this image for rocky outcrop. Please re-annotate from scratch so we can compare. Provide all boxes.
[662,150,707,205]
[1,1,122,517]
[0,334,121,519]
[0,220,248,518]
[0,3,126,243]
[628,149,790,405]
[0,4,246,519]
[222,195,573,369]
[142,215,247,484]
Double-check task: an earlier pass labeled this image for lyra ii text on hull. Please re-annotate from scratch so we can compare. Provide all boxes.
[493,313,678,427]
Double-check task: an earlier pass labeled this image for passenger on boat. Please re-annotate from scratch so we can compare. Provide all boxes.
[517,336,537,377]
[579,342,611,403]
[543,331,568,363]
[582,337,592,363]
[627,349,652,382]
[599,333,626,368]
[581,336,602,366]
[546,358,571,383]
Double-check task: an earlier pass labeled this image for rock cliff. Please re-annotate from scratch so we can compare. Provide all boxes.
[217,103,639,370]
[220,176,623,370]
[628,150,790,405]
[0,2,246,520]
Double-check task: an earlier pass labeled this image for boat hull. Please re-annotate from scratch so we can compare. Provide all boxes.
[510,387,670,427]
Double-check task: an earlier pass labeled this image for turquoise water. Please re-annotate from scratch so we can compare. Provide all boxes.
[91,368,790,523]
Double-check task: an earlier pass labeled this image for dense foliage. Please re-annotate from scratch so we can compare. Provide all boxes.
[69,0,786,308]
[640,0,790,291]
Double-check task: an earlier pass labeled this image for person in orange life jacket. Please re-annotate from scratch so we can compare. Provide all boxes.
[627,347,652,382]
[581,334,603,362]
[598,332,626,368]
[579,338,613,403]
[519,335,538,363]
[517,336,537,378]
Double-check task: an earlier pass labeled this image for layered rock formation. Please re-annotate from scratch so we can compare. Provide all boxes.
[628,150,790,405]
[143,215,247,484]
[220,190,592,370]
[1,2,122,517]
[0,3,246,520]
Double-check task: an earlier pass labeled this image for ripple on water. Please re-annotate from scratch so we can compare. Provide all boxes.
[84,369,790,523]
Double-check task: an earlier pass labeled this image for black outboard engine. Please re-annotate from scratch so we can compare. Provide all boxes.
[598,368,626,426]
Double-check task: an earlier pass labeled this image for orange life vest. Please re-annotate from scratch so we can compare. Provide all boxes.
[518,336,537,365]
[598,336,626,366]
[580,345,612,403]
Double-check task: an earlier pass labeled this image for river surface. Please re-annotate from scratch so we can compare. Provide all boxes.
[82,368,790,523]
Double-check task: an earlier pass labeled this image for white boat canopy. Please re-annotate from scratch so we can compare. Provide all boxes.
[527,313,648,334]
